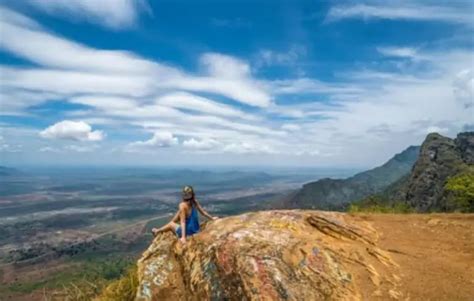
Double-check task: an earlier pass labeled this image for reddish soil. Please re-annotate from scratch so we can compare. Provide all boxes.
[350,213,474,301]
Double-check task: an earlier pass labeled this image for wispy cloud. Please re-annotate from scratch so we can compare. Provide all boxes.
[0,7,270,108]
[377,46,420,59]
[155,92,255,120]
[326,3,474,26]
[25,0,150,29]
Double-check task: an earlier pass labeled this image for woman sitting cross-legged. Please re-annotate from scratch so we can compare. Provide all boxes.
[151,185,218,244]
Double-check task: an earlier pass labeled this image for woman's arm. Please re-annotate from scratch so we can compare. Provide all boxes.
[171,210,180,223]
[179,203,187,242]
[195,199,217,220]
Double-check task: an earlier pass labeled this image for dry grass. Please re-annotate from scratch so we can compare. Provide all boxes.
[93,265,138,301]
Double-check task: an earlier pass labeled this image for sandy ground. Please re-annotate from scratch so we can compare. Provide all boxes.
[350,213,474,301]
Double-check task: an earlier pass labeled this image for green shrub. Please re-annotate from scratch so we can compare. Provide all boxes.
[348,195,414,213]
[444,172,474,212]
[94,265,138,301]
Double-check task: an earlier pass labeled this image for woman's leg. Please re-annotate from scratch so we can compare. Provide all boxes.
[152,222,178,236]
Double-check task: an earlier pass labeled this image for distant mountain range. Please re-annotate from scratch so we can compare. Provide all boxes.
[284,131,474,212]
[283,145,420,210]
[0,166,21,176]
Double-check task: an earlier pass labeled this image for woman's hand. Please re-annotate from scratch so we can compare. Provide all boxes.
[151,228,158,236]
[180,237,187,244]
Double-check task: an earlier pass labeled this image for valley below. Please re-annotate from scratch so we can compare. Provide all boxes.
[0,166,355,300]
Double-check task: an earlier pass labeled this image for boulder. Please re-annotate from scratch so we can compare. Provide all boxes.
[135,210,405,300]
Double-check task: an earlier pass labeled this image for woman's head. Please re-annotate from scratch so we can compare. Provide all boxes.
[182,185,195,203]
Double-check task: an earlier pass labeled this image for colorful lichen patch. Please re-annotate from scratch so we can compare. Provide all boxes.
[305,246,326,272]
[269,219,300,232]
[216,239,236,275]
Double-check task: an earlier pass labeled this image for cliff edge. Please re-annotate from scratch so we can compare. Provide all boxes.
[133,210,474,300]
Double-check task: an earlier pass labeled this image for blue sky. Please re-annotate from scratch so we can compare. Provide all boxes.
[0,0,473,167]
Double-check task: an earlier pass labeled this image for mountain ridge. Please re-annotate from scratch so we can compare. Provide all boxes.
[284,145,420,210]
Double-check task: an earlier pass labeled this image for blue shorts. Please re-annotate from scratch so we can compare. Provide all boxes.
[175,226,198,238]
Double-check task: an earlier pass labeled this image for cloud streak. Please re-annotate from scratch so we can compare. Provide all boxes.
[25,0,150,29]
[326,3,474,26]
[0,7,270,108]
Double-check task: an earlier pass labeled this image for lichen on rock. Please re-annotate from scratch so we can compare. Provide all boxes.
[135,210,405,300]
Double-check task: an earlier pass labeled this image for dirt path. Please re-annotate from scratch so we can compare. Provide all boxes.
[350,213,474,301]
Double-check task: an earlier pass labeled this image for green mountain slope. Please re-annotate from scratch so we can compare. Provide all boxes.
[285,145,420,210]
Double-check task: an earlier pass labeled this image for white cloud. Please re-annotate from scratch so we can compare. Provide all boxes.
[423,126,448,135]
[70,95,138,111]
[0,67,156,97]
[40,145,98,153]
[164,53,271,107]
[0,89,61,115]
[453,69,474,108]
[0,11,161,74]
[200,53,250,79]
[0,8,269,108]
[167,75,271,107]
[182,138,221,150]
[326,3,474,26]
[40,120,105,141]
[270,77,363,95]
[281,124,301,131]
[128,131,178,148]
[64,144,99,152]
[221,141,278,154]
[25,0,149,29]
[377,46,419,59]
[155,92,255,120]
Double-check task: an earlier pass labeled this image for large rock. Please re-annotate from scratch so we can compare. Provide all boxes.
[135,210,405,300]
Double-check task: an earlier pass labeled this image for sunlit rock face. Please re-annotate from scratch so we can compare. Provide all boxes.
[135,210,404,301]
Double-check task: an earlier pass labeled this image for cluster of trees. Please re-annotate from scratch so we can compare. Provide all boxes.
[444,171,474,213]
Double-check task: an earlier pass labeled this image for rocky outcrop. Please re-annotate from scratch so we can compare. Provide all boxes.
[456,132,474,165]
[404,132,473,212]
[135,210,405,300]
[285,146,419,210]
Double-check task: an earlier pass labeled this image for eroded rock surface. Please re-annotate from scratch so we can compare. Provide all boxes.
[135,210,406,300]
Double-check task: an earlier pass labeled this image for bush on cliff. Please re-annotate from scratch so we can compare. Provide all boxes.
[444,171,474,213]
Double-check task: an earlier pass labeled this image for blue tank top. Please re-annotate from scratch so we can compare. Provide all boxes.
[176,203,200,237]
